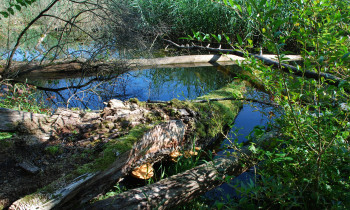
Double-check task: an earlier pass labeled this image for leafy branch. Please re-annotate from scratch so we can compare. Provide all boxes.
[0,0,37,20]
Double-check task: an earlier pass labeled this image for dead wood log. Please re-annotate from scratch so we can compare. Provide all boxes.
[8,78,244,209]
[1,54,244,79]
[9,120,188,210]
[164,39,345,86]
[85,131,279,209]
[0,108,47,132]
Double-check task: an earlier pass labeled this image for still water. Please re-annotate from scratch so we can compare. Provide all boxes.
[22,64,277,204]
[29,65,235,110]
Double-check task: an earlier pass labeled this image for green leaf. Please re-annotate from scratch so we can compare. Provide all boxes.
[249,144,257,153]
[223,33,230,43]
[247,4,252,16]
[236,4,242,13]
[7,8,14,15]
[229,0,235,7]
[16,0,26,6]
[341,52,350,60]
[24,0,32,5]
[259,0,267,8]
[15,5,21,11]
[237,34,243,45]
[0,11,9,18]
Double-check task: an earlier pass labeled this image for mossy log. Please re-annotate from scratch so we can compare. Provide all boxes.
[88,151,253,210]
[7,80,245,209]
[87,131,279,209]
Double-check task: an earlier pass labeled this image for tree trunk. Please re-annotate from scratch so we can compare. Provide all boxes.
[86,131,279,210]
[164,39,344,86]
[87,153,254,210]
[7,79,245,209]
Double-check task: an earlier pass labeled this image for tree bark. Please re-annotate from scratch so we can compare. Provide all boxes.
[8,79,245,209]
[86,131,279,210]
[164,39,345,86]
[87,153,253,210]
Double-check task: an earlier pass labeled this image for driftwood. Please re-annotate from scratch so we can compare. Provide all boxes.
[86,131,279,209]
[164,39,345,86]
[8,79,244,209]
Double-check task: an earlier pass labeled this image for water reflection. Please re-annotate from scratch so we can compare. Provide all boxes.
[206,86,281,204]
[30,65,235,110]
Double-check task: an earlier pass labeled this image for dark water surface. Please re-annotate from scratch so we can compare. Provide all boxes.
[28,65,235,110]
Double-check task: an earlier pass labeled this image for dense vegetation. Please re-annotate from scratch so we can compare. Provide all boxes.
[209,0,350,208]
[0,0,349,209]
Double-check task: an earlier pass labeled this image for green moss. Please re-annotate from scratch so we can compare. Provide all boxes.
[0,132,13,151]
[76,124,151,174]
[45,145,62,155]
[145,112,162,122]
[168,81,244,140]
[128,98,146,106]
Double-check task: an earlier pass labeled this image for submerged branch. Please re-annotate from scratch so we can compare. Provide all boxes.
[147,97,278,106]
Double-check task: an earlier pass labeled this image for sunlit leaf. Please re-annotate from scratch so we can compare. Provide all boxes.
[237,34,243,45]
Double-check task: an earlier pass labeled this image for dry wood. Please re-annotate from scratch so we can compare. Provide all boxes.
[164,39,345,86]
[85,131,279,209]
[8,91,241,209]
[1,54,243,79]
[87,131,278,209]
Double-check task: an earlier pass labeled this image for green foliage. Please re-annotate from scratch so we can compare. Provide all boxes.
[128,0,309,52]
[216,0,350,208]
[0,132,12,140]
[44,145,62,155]
[0,132,13,150]
[0,0,37,20]
[129,0,236,38]
[94,183,127,201]
[0,81,51,114]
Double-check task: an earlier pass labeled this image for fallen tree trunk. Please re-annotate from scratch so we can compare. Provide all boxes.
[7,80,245,209]
[1,54,243,79]
[86,131,279,209]
[87,153,254,210]
[164,39,345,86]
[2,52,297,80]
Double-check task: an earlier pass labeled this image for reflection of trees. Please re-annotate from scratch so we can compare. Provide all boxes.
[33,66,234,110]
[36,72,129,110]
[142,66,234,100]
